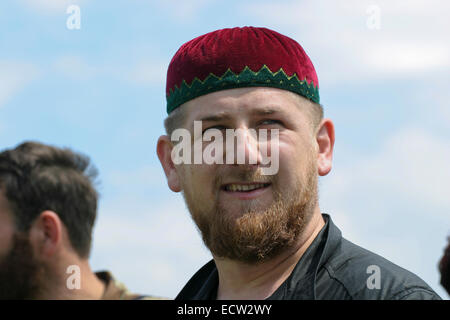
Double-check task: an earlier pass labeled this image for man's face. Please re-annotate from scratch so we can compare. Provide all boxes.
[0,191,45,299]
[173,87,320,263]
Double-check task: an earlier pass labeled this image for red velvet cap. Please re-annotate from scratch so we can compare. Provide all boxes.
[166,26,319,113]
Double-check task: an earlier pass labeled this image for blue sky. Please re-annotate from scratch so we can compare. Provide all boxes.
[0,0,449,299]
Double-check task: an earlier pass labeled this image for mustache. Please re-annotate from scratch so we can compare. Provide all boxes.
[214,167,274,187]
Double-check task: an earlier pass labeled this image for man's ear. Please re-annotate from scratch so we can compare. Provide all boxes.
[157,135,182,192]
[29,210,62,258]
[316,118,335,176]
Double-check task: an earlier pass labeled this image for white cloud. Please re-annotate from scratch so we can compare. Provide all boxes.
[241,0,450,85]
[0,60,39,108]
[363,42,449,75]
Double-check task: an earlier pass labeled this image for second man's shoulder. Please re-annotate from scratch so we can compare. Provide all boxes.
[318,238,441,300]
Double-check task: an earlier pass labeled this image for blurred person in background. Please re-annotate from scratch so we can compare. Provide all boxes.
[439,236,450,296]
[0,141,156,300]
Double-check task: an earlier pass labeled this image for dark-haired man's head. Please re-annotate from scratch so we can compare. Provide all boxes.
[0,141,102,299]
[439,237,450,295]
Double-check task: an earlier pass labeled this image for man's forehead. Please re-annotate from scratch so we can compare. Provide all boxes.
[184,87,302,121]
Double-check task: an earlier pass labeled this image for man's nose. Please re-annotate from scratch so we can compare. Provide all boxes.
[243,129,263,165]
[226,127,263,166]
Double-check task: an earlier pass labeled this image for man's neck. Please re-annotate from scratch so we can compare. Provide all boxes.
[37,258,106,300]
[215,210,325,300]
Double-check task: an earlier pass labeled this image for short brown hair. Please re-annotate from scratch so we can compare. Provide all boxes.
[164,103,188,136]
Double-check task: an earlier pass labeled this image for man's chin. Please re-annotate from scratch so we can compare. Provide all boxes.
[217,199,274,219]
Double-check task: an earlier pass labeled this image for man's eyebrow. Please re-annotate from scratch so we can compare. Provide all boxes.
[251,106,285,116]
[198,113,233,122]
[196,106,285,123]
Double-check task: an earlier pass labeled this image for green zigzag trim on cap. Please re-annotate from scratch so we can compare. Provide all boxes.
[166,65,319,114]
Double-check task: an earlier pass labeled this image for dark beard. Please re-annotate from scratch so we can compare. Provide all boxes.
[0,232,46,299]
[187,160,318,264]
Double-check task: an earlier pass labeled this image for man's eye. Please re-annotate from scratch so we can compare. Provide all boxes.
[259,119,282,126]
[202,125,226,134]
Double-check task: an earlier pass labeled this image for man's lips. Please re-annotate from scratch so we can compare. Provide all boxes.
[221,182,271,192]
[220,182,272,200]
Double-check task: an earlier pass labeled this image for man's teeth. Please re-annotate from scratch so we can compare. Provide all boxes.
[225,184,267,192]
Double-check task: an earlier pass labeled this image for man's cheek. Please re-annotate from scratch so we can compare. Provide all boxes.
[0,239,12,260]
[177,165,195,189]
[275,149,293,178]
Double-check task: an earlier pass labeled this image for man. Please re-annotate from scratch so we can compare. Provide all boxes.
[0,141,152,299]
[157,26,441,299]
[439,237,450,296]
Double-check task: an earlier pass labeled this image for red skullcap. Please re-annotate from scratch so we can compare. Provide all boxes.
[166,26,319,114]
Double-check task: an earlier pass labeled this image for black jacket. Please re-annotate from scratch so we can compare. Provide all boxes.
[176,214,441,300]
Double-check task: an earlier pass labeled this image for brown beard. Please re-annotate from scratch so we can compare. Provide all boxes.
[184,156,318,264]
[0,232,47,299]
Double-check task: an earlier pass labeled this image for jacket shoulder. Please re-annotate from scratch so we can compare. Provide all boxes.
[318,238,441,300]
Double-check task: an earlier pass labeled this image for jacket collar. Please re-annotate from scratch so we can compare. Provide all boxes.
[267,213,342,299]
